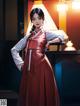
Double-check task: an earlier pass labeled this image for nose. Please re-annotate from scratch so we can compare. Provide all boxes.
[36,18,39,22]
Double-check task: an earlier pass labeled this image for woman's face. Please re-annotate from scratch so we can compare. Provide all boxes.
[31,13,44,29]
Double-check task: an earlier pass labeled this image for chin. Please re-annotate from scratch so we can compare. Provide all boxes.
[38,25,41,28]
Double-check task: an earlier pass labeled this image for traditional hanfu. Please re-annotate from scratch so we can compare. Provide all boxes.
[11,29,65,106]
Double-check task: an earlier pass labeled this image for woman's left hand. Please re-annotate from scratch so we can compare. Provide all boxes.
[46,41,51,49]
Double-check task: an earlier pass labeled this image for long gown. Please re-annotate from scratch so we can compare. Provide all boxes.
[11,29,65,106]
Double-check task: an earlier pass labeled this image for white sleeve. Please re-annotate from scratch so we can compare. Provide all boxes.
[11,35,28,71]
[45,30,66,42]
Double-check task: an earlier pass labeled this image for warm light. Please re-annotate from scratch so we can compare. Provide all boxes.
[72,1,80,10]
[56,3,68,33]
[64,41,76,51]
[66,41,73,47]
[57,3,68,12]
[34,1,42,4]
[26,1,58,34]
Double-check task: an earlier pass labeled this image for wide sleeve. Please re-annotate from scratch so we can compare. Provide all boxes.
[45,30,67,42]
[11,35,28,71]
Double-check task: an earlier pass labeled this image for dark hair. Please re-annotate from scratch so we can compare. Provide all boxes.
[30,8,44,22]
[30,8,44,33]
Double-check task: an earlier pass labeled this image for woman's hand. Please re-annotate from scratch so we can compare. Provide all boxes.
[46,41,51,49]
[46,38,62,49]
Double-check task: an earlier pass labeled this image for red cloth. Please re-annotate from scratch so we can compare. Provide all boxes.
[18,30,60,106]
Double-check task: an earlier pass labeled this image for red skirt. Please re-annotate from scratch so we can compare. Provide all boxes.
[18,49,60,106]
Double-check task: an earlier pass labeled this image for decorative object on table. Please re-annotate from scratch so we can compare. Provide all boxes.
[64,40,76,51]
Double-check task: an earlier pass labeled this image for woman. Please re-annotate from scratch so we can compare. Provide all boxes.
[11,8,68,106]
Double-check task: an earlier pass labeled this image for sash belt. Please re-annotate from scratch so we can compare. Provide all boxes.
[27,49,32,71]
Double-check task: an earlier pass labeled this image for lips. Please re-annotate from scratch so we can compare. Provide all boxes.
[36,24,39,25]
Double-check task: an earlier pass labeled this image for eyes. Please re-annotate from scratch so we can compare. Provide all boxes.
[32,17,42,21]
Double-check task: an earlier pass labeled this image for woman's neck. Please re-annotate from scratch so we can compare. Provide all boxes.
[35,27,40,32]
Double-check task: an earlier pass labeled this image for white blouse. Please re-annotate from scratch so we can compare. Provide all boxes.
[11,30,67,71]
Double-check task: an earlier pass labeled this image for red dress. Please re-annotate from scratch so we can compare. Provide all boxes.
[18,30,60,106]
